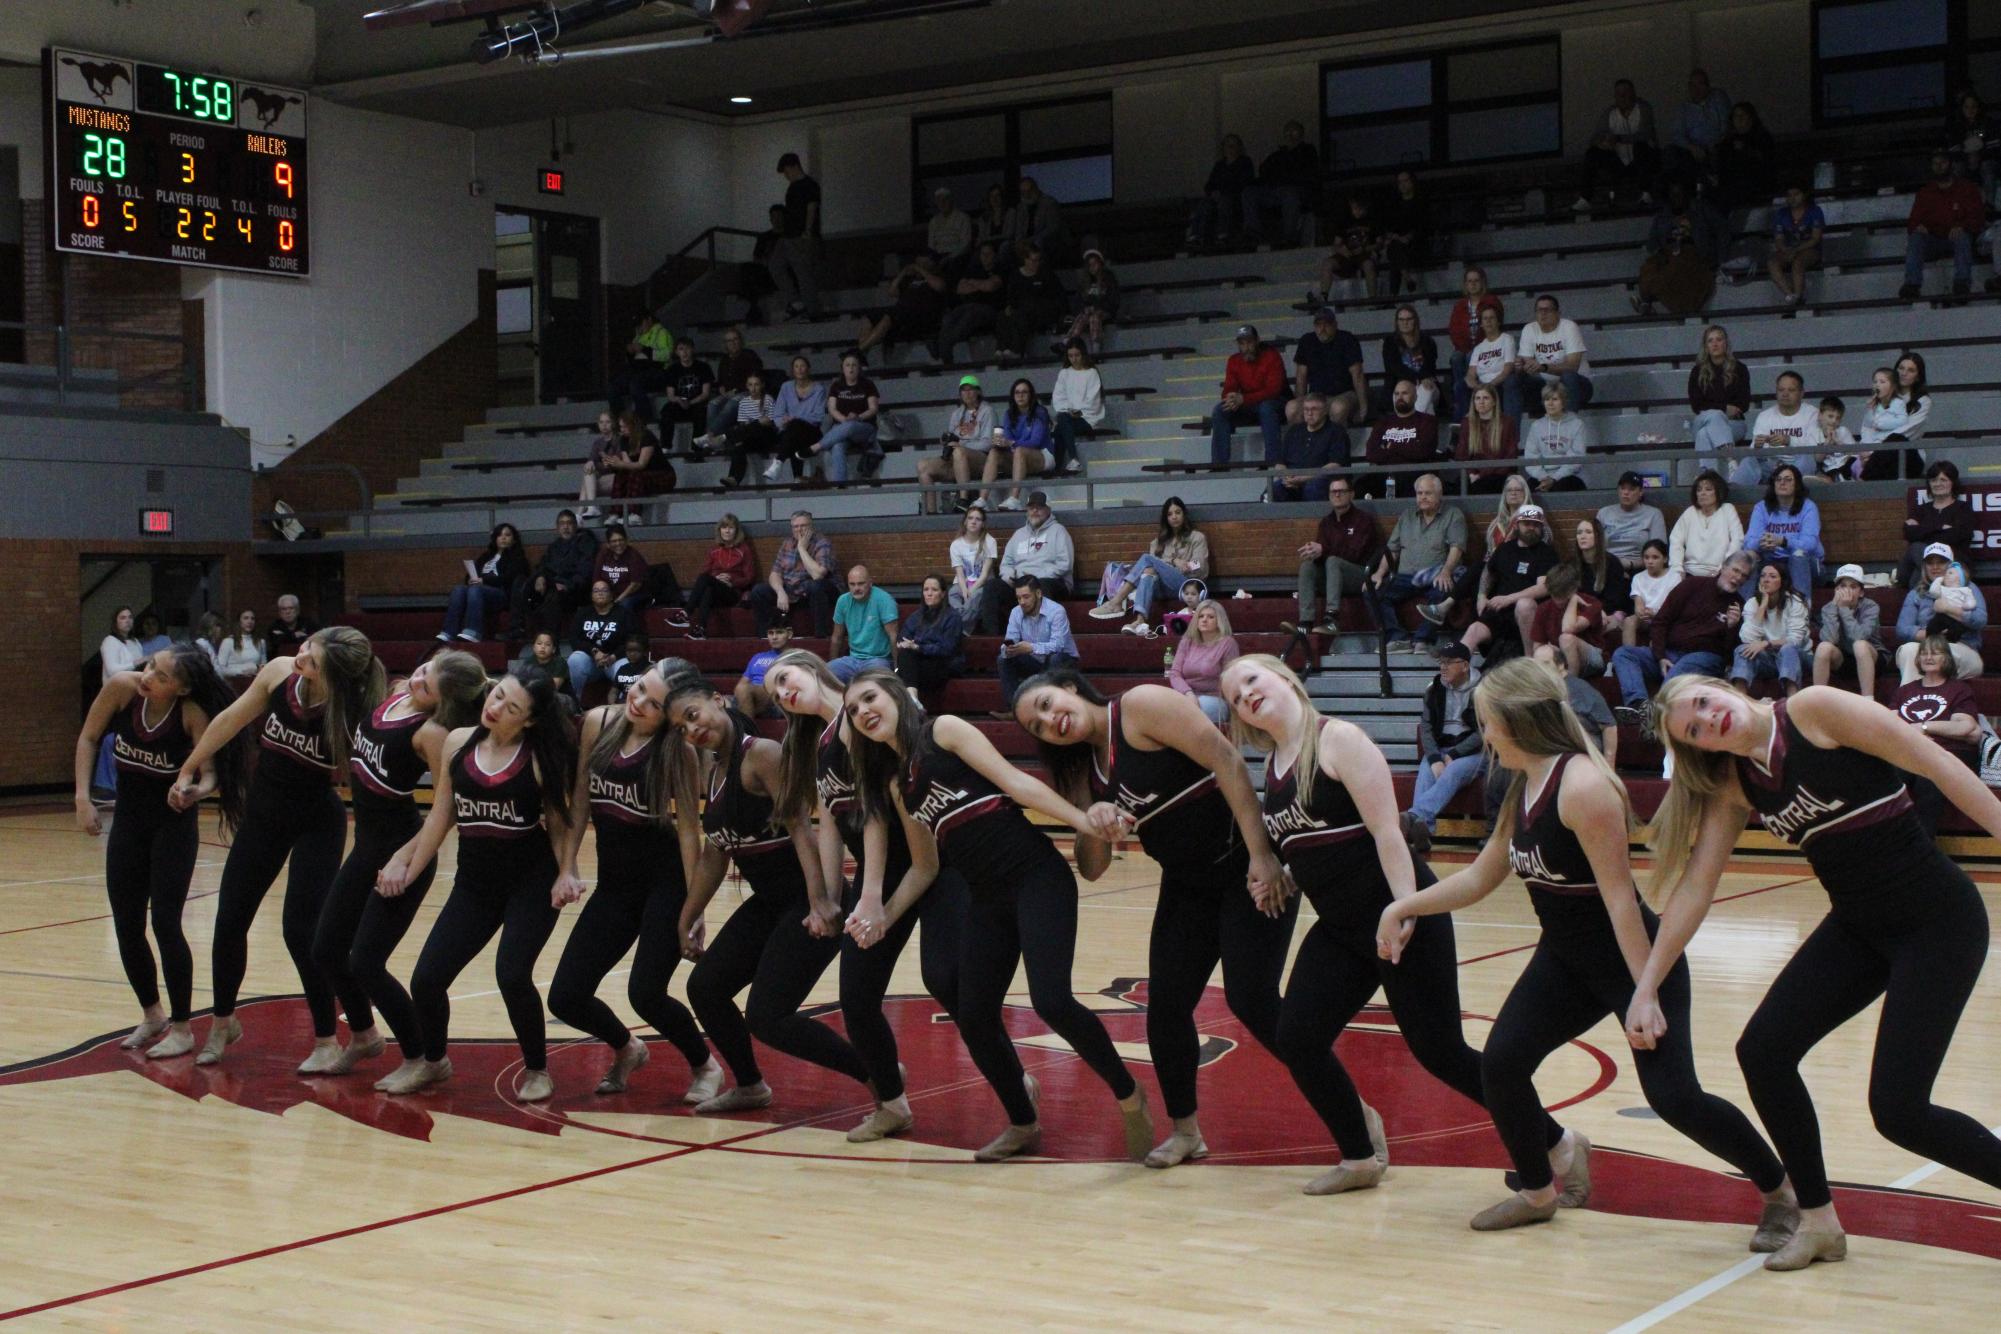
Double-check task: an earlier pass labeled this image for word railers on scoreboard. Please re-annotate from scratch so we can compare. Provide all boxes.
[48,48,310,278]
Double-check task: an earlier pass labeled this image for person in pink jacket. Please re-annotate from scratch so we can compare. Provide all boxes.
[1169,599,1241,726]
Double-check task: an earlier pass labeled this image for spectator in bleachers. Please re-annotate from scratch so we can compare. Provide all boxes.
[1059,251,1119,359]
[1515,294,1595,414]
[1730,562,1809,695]
[518,508,598,639]
[1091,496,1211,632]
[1050,340,1104,477]
[1002,177,1068,269]
[216,610,264,685]
[1900,460,1973,588]
[1596,471,1667,571]
[1377,170,1431,296]
[1456,384,1519,495]
[609,632,652,703]
[1290,474,1379,636]
[1669,469,1743,577]
[563,579,634,700]
[1737,370,1815,485]
[436,525,526,645]
[927,188,973,272]
[974,184,1012,251]
[92,607,141,789]
[1168,599,1240,726]
[827,564,898,684]
[1624,538,1680,648]
[265,593,315,662]
[769,152,822,319]
[511,630,572,696]
[1486,473,1533,552]
[937,375,995,514]
[1522,382,1590,493]
[602,410,673,517]
[657,339,714,453]
[1465,303,1522,422]
[193,611,224,666]
[1811,395,1859,482]
[732,623,794,718]
[684,514,759,640]
[1210,324,1288,465]
[1688,324,1751,464]
[1895,543,1986,682]
[1401,641,1482,852]
[608,313,672,421]
[1446,267,1503,422]
[994,244,1067,363]
[1243,119,1321,246]
[995,575,1079,709]
[1188,135,1256,249]
[1458,503,1556,664]
[1715,102,1776,209]
[1768,185,1825,306]
[1379,305,1441,416]
[577,409,618,520]
[1572,515,1633,646]
[721,369,780,489]
[1744,464,1824,594]
[590,522,651,617]
[1812,564,1885,698]
[1633,183,1727,316]
[1290,307,1367,429]
[1308,195,1380,303]
[134,611,170,657]
[1577,78,1660,211]
[1889,634,1983,835]
[999,491,1074,599]
[771,354,827,482]
[704,327,762,451]
[749,509,839,636]
[1901,151,1984,300]
[895,574,966,695]
[1609,549,1753,725]
[1362,473,1467,652]
[1527,563,1603,679]
[949,503,1005,634]
[1946,89,2001,198]
[1662,68,1732,188]
[1856,354,1933,480]
[991,378,1055,511]
[1357,380,1441,499]
[933,239,1007,363]
[855,255,948,359]
[1267,392,1347,502]
[811,351,882,482]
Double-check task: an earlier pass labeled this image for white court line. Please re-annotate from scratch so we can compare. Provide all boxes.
[0,859,227,891]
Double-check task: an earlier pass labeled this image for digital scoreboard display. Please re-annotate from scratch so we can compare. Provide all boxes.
[47,48,310,278]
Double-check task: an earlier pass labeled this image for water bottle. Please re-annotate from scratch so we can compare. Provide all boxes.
[1162,645,1175,674]
[1386,477,1396,498]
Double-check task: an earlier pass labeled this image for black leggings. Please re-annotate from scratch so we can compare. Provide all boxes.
[323,810,435,1060]
[210,784,351,1036]
[839,868,968,1102]
[958,861,1137,1126]
[1737,887,2001,1210]
[685,575,743,634]
[1148,863,1296,1121]
[105,806,199,1022]
[686,883,868,1089]
[410,851,562,1068]
[547,866,710,1069]
[1486,915,1785,1194]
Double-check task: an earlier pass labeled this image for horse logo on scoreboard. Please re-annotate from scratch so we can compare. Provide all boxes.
[239,87,306,134]
[56,55,133,108]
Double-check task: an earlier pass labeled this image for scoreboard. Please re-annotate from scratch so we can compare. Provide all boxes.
[47,48,310,278]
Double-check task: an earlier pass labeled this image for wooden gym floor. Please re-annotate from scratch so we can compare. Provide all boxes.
[2,801,1999,1330]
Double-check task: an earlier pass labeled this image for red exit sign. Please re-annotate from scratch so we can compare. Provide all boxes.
[140,508,174,535]
[538,168,565,195]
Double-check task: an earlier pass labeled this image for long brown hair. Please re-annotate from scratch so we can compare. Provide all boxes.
[1574,515,1612,595]
[770,648,846,823]
[422,649,490,730]
[1462,386,1507,459]
[1645,673,1745,905]
[844,668,928,828]
[586,666,695,828]
[310,627,387,774]
[1693,324,1739,394]
[1477,657,1631,843]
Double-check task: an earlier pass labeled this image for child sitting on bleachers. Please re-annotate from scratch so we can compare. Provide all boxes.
[1156,577,1205,639]
[1812,395,1859,482]
[1931,558,1975,615]
[609,632,652,703]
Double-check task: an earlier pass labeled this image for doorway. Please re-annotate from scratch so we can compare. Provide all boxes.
[494,206,604,406]
[78,554,224,708]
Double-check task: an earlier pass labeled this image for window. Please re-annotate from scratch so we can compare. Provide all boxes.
[911,94,1113,222]
[1811,0,2001,126]
[1320,37,1561,176]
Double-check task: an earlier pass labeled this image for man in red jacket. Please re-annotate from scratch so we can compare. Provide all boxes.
[1902,151,1986,298]
[1209,324,1288,465]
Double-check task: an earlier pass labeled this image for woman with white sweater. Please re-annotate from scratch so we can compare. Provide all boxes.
[1668,468,1744,577]
[1049,339,1105,477]
[1729,562,1810,694]
[215,609,266,685]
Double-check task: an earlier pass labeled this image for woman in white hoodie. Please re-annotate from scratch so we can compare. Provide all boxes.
[1729,561,1810,694]
[1049,339,1105,477]
[1668,469,1744,577]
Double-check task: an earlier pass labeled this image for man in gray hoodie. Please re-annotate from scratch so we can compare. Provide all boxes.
[1403,641,1483,849]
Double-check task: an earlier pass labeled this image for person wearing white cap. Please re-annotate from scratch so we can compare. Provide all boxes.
[1209,325,1288,465]
[1811,564,1886,697]
[1895,542,1987,682]
[1458,503,1557,660]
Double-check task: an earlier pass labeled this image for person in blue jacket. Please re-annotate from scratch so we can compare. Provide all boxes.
[1895,541,1988,682]
[992,378,1054,511]
[895,574,967,695]
[1742,465,1823,596]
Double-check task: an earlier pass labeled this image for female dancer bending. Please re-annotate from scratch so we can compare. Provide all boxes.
[1223,655,1570,1197]
[767,649,967,1142]
[665,674,873,1114]
[1645,677,2001,1269]
[313,650,486,1087]
[1378,659,1792,1236]
[175,627,386,1070]
[1014,669,1293,1167]
[547,661,725,1103]
[377,670,578,1099]
[76,644,246,1058]
[842,668,1153,1161]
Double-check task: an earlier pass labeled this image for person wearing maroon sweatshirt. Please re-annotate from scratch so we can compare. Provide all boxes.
[589,524,652,617]
[1609,549,1753,719]
[1209,325,1288,465]
[1902,151,1987,298]
[1290,475,1381,633]
[1357,380,1441,498]
[1446,267,1505,422]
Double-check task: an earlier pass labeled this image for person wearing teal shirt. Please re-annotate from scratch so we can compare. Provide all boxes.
[828,564,899,683]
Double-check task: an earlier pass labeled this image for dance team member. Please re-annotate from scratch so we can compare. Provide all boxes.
[842,668,1153,1162]
[1645,677,2001,1270]
[75,644,246,1059]
[376,670,578,1099]
[175,627,386,1070]
[1379,659,1792,1236]
[1014,669,1293,1168]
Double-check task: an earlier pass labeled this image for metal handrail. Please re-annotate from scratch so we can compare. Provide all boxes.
[0,316,197,408]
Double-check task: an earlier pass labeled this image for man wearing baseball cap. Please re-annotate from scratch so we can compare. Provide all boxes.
[1209,324,1289,466]
[1596,470,1667,571]
[1457,502,1558,661]
[999,490,1074,600]
[1291,305,1366,429]
[929,374,992,515]
[1894,541,1988,682]
[1812,563,1887,697]
[1401,640,1484,851]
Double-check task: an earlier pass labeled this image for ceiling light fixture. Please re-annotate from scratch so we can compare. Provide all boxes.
[730,95,753,104]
